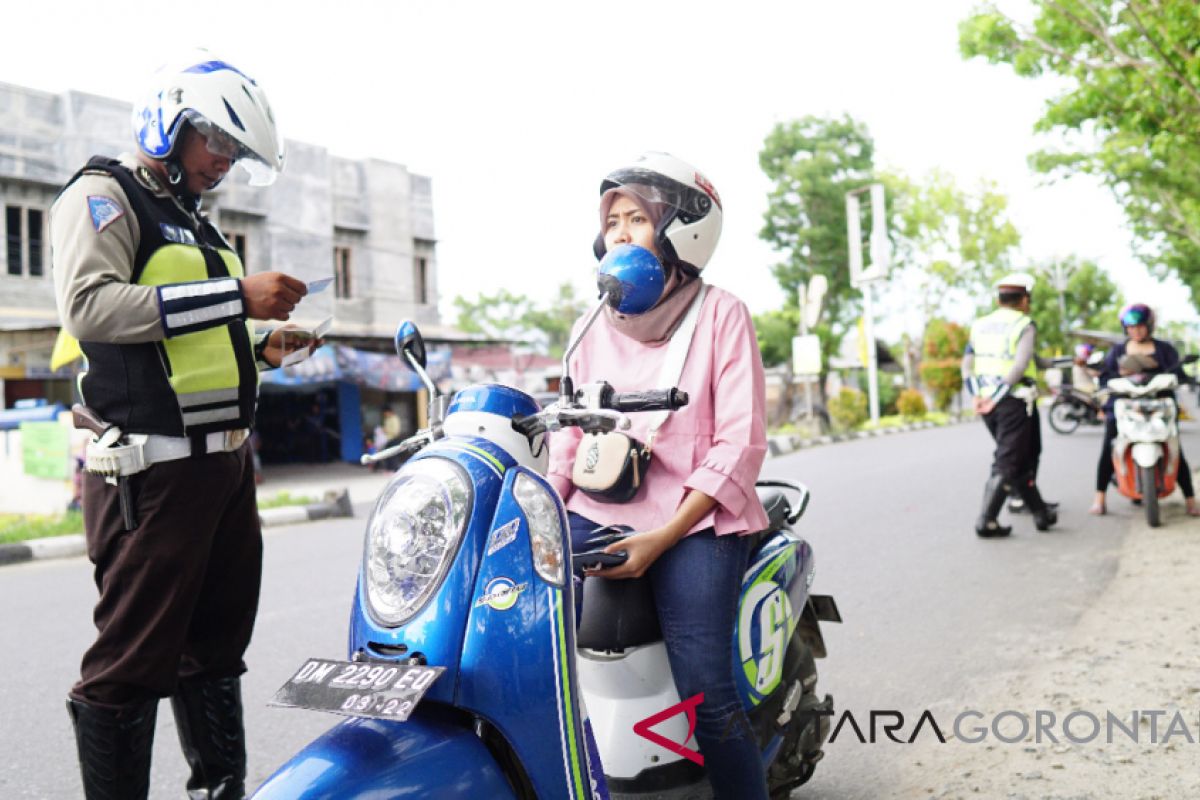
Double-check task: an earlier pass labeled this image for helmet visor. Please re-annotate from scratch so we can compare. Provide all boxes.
[1120,306,1150,327]
[185,111,280,187]
[602,168,714,224]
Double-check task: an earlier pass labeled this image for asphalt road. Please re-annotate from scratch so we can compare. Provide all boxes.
[0,403,1195,798]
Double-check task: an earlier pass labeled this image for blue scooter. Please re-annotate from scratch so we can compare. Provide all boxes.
[253,245,841,799]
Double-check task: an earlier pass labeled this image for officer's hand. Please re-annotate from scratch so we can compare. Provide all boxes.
[973,396,996,416]
[242,273,307,321]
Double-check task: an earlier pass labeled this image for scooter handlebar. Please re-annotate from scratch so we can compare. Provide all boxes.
[608,389,689,413]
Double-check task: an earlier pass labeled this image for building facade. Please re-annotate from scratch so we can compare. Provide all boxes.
[0,80,445,464]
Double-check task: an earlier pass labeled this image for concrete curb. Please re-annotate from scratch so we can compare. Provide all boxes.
[766,415,972,459]
[1,489,355,569]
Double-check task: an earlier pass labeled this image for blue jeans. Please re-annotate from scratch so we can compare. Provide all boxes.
[569,513,767,800]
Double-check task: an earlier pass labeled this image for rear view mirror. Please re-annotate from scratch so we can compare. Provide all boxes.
[394,320,427,370]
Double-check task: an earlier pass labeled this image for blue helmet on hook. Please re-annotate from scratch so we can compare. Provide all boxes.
[597,244,665,315]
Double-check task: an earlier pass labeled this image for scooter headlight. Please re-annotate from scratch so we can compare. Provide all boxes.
[513,472,566,587]
[363,458,471,627]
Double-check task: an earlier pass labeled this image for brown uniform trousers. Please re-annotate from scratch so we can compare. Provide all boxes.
[72,443,263,711]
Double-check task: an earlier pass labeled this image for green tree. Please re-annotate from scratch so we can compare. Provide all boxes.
[1025,258,1121,354]
[453,282,588,357]
[758,115,877,397]
[960,0,1200,307]
[885,169,1022,315]
[759,116,876,330]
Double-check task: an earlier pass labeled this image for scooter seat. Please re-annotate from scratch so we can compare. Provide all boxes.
[756,487,791,533]
[577,574,661,651]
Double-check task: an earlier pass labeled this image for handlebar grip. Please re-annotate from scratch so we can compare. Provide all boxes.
[609,389,689,413]
[512,415,546,437]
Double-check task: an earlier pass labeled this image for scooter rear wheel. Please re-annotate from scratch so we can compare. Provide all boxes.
[1140,464,1161,527]
[1048,398,1081,434]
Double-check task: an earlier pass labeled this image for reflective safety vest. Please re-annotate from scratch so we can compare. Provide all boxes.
[63,157,258,437]
[969,307,1037,384]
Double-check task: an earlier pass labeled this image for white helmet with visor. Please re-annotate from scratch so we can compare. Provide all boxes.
[594,152,723,274]
[133,50,285,187]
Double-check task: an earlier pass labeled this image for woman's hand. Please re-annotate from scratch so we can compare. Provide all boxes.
[262,326,324,367]
[591,528,677,580]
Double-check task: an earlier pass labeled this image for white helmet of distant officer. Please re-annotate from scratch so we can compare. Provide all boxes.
[132,49,285,193]
[593,151,723,276]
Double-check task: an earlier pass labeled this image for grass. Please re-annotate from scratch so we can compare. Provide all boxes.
[770,410,954,438]
[0,491,318,545]
[0,511,85,545]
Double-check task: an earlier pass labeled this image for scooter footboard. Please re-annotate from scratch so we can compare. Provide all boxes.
[252,708,516,800]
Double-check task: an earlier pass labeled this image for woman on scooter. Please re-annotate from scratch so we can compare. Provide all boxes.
[1090,303,1199,516]
[547,152,771,799]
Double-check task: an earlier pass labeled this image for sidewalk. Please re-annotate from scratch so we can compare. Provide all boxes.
[895,480,1200,799]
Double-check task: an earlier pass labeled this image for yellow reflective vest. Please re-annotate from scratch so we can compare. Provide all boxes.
[969,307,1037,384]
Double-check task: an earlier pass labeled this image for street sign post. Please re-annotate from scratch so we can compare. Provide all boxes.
[846,184,890,424]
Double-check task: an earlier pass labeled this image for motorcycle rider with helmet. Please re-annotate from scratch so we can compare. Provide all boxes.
[1089,303,1199,516]
[52,51,308,799]
[547,152,771,799]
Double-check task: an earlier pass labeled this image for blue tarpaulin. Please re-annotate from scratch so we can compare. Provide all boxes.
[259,344,450,391]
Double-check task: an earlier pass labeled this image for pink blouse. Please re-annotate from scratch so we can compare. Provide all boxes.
[547,285,769,537]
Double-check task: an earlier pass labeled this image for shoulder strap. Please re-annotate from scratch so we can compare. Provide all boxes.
[646,284,708,446]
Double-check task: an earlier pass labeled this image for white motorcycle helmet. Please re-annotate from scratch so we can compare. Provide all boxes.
[133,50,285,188]
[593,152,723,274]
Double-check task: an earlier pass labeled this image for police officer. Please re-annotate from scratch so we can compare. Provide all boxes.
[51,52,309,799]
[962,274,1058,537]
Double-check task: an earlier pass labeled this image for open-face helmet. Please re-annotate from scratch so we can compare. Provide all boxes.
[593,152,722,274]
[1119,303,1154,333]
[133,50,285,187]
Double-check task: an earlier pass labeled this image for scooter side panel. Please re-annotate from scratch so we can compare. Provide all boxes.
[348,438,514,706]
[735,533,810,710]
[251,708,516,800]
[457,466,598,800]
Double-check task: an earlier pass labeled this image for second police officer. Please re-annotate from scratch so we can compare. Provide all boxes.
[962,274,1059,537]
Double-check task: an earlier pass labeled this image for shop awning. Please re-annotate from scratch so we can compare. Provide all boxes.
[260,344,450,391]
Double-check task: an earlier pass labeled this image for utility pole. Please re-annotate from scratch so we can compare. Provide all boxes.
[1050,261,1073,344]
[846,183,890,424]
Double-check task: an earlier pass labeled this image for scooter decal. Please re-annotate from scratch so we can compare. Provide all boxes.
[549,586,590,799]
[474,577,529,611]
[437,441,507,478]
[738,548,799,704]
[486,519,520,556]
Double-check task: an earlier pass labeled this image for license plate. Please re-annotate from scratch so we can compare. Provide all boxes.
[269,658,444,721]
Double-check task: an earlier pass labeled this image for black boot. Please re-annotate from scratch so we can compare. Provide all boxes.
[1017,476,1058,531]
[975,474,1012,537]
[67,696,157,800]
[171,676,247,800]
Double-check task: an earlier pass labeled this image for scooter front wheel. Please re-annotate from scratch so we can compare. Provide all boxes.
[1140,464,1161,527]
[1048,398,1081,434]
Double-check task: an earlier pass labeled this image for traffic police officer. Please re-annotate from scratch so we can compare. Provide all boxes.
[962,274,1058,537]
[51,52,309,799]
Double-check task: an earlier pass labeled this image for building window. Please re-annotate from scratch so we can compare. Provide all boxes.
[414,256,428,305]
[334,246,352,298]
[228,232,247,269]
[5,205,45,278]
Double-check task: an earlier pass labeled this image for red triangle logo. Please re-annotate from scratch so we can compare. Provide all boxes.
[632,692,705,766]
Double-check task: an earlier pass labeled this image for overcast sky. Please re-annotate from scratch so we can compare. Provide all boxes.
[3,0,1195,338]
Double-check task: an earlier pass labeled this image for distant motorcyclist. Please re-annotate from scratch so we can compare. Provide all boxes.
[1089,303,1199,516]
[962,273,1058,536]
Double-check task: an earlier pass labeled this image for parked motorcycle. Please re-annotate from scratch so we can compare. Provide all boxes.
[1047,350,1106,435]
[252,245,842,799]
[1107,372,1183,527]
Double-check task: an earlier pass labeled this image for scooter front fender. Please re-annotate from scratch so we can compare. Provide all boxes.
[252,708,516,800]
[1131,442,1162,468]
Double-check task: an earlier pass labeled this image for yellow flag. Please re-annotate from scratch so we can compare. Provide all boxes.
[857,318,868,367]
[50,329,83,370]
